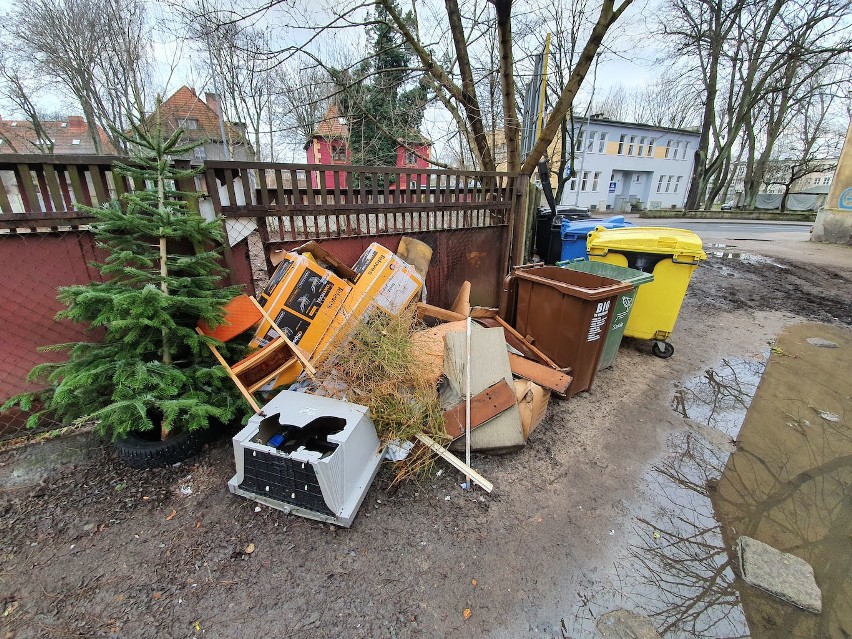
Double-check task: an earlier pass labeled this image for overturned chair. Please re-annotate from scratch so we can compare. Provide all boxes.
[196,294,315,413]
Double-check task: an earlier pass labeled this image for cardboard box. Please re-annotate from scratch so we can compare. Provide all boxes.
[252,254,352,387]
[312,243,424,364]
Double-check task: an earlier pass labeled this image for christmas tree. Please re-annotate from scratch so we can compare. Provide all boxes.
[5,103,245,442]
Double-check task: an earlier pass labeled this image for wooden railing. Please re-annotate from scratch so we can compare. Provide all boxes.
[203,161,517,241]
[0,155,519,240]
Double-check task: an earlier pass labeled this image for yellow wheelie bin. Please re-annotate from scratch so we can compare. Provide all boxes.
[586,227,706,358]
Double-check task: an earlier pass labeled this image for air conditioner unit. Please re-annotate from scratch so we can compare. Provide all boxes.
[228,391,385,527]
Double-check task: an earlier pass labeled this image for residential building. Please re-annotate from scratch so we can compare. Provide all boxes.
[491,127,563,191]
[727,159,838,198]
[304,104,432,189]
[0,115,116,155]
[559,117,700,212]
[156,86,254,164]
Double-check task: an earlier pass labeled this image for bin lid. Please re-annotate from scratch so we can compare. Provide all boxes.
[586,227,707,261]
[561,215,631,239]
[513,265,633,300]
[556,259,654,287]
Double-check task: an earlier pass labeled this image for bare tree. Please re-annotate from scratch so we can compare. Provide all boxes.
[8,0,154,154]
[664,0,852,209]
[0,48,53,153]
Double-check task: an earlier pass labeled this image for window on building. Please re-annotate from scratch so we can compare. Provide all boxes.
[638,136,646,157]
[575,129,585,153]
[647,138,655,157]
[681,142,690,159]
[331,145,346,162]
[409,179,417,189]
[673,141,681,159]
[71,139,81,145]
[657,175,665,193]
[184,118,199,130]
[674,176,682,192]
[597,132,608,153]
[586,131,596,153]
[823,176,831,185]
[665,140,672,158]
[618,134,626,155]
[592,171,601,191]
[569,175,578,191]
[665,175,673,192]
[193,146,207,160]
[738,165,746,176]
[406,150,418,165]
[580,171,591,191]
[627,135,636,156]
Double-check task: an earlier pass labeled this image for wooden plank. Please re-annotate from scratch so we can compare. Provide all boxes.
[67,165,91,207]
[0,172,13,214]
[416,302,467,323]
[88,164,108,205]
[443,379,517,439]
[415,433,493,493]
[15,164,40,212]
[508,353,572,395]
[476,316,559,369]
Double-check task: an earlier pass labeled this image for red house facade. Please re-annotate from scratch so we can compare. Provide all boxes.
[305,105,432,190]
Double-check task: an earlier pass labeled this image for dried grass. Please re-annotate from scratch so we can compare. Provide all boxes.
[310,308,449,486]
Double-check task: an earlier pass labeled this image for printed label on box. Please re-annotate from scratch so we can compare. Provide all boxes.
[284,270,333,318]
[261,256,295,303]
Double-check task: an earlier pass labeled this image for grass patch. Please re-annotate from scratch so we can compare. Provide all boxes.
[310,308,448,486]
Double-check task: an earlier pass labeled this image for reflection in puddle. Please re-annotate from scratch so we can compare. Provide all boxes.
[567,329,850,638]
[711,325,852,638]
[625,359,766,638]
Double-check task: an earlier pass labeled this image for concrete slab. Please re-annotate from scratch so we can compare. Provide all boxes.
[738,536,822,613]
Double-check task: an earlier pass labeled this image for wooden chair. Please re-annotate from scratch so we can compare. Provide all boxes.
[196,294,316,413]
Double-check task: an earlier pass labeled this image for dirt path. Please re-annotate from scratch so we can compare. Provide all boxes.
[2,241,851,639]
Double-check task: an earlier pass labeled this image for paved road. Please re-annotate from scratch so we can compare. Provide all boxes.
[623,216,812,242]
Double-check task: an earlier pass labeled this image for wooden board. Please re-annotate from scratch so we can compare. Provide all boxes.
[475,316,559,369]
[415,433,493,493]
[443,379,517,439]
[416,302,467,323]
[508,354,572,395]
[444,326,525,452]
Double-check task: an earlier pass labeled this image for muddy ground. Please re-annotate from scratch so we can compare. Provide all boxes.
[2,233,851,639]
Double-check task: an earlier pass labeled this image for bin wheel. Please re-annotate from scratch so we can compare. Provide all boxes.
[652,341,674,359]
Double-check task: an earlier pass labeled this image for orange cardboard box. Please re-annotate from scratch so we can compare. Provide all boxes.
[252,254,351,387]
[313,243,423,364]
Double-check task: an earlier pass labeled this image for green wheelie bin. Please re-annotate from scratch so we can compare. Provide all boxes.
[557,259,654,370]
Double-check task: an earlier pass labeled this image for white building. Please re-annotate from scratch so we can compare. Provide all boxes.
[560,117,700,212]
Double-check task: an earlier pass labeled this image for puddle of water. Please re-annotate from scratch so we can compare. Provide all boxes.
[563,359,764,638]
[711,325,852,638]
[708,251,788,269]
[563,328,851,639]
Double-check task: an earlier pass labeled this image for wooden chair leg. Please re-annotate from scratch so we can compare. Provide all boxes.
[249,296,317,378]
[196,327,264,414]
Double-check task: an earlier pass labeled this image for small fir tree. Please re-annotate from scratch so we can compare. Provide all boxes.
[4,104,245,440]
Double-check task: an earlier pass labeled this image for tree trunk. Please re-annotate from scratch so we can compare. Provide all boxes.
[493,0,520,172]
[520,0,632,175]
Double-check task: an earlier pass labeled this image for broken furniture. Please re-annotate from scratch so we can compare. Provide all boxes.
[443,325,526,453]
[196,294,315,413]
[228,390,384,527]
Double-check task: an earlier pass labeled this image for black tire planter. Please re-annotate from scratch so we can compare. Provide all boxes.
[115,425,223,469]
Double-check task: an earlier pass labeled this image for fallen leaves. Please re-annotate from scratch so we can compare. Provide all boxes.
[245,543,256,555]
[463,608,472,620]
[165,509,177,521]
